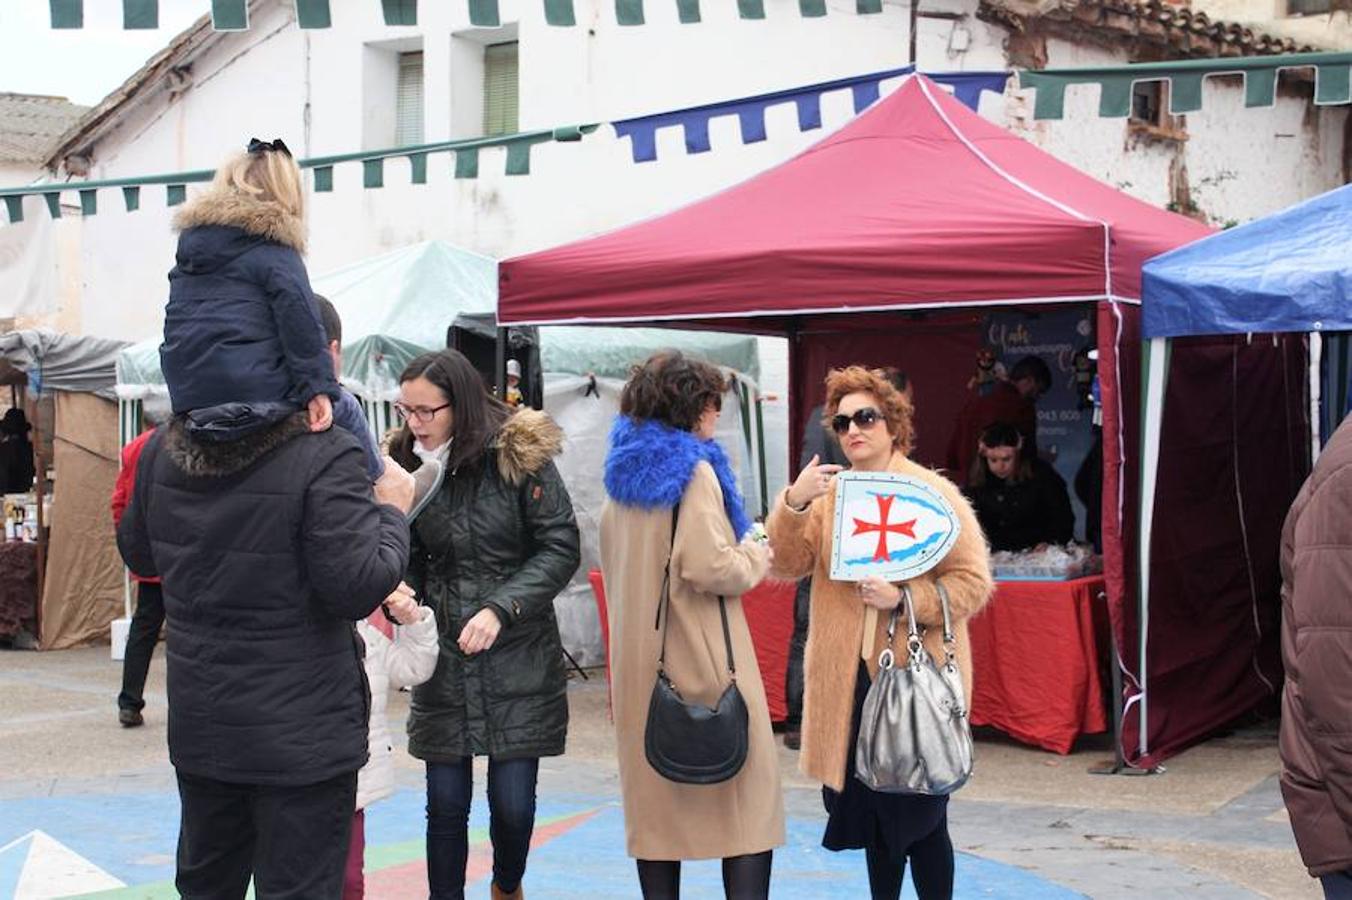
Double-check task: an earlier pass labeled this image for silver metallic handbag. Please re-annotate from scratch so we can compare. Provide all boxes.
[854,581,974,795]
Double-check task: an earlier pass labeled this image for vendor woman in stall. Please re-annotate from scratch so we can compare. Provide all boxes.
[965,422,1074,552]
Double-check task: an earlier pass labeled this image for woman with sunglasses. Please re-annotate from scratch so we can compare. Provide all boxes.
[765,366,993,900]
[388,350,581,900]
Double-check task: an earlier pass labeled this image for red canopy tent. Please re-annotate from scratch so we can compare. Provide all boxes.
[500,75,1304,767]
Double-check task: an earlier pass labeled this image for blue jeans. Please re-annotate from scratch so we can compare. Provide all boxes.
[426,757,539,899]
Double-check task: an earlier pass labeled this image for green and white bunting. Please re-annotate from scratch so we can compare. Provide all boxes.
[1020,51,1352,119]
[49,0,890,30]
[7,51,1351,228]
[0,126,596,225]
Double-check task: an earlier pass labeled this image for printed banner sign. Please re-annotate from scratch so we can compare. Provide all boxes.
[828,472,960,582]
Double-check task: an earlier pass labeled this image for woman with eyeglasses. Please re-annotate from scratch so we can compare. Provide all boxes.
[388,350,581,900]
[765,366,993,900]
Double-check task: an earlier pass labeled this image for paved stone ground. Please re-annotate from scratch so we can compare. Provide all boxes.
[0,647,1321,899]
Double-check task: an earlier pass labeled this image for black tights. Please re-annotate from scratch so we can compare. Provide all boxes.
[864,816,954,900]
[636,851,773,900]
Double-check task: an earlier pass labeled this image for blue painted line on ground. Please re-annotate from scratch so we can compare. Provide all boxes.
[0,787,1083,898]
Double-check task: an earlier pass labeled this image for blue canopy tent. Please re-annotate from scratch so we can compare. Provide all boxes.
[1133,184,1351,764]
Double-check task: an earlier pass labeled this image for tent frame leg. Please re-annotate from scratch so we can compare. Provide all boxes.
[1089,621,1164,777]
[561,646,588,680]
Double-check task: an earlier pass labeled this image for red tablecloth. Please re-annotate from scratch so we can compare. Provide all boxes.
[587,571,795,723]
[968,576,1110,754]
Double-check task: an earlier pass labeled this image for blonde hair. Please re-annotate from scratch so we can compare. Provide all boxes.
[823,366,915,456]
[211,149,305,220]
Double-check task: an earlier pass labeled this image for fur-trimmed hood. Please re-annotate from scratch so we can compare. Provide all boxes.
[163,412,311,478]
[495,408,564,486]
[173,187,307,255]
[603,416,752,540]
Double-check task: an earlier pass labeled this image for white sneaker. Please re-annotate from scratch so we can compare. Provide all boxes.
[407,459,444,522]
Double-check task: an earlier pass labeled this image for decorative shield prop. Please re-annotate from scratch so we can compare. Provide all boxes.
[829,472,961,582]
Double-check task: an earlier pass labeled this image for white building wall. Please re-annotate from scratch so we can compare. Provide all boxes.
[34,0,1351,369]
[1003,38,1350,225]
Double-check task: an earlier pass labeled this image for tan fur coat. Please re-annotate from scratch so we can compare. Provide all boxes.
[173,187,307,253]
[765,452,993,791]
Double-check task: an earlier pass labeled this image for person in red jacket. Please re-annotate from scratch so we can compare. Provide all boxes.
[944,355,1051,486]
[113,401,169,727]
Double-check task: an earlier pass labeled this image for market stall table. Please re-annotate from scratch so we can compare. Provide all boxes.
[588,571,795,723]
[968,575,1109,754]
[0,541,40,641]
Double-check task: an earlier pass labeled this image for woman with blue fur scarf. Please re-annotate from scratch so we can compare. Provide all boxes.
[599,351,782,900]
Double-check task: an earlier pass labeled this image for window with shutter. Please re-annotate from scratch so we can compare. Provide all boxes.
[483,42,519,137]
[396,51,424,146]
[1287,0,1330,13]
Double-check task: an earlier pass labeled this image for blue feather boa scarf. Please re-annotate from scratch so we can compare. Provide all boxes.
[603,416,752,540]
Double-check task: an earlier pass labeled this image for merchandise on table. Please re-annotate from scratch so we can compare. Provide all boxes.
[3,492,51,542]
[990,543,1102,582]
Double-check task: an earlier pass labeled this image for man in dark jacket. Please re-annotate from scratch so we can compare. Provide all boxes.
[117,411,413,898]
[1280,416,1352,898]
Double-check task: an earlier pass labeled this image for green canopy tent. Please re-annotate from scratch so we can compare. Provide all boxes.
[114,239,766,666]
[115,239,762,453]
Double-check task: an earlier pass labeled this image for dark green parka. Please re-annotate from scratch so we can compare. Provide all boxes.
[406,409,581,761]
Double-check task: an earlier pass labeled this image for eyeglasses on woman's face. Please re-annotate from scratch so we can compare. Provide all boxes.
[831,407,882,435]
[393,401,451,423]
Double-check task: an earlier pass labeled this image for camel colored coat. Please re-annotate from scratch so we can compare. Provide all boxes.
[599,463,784,860]
[765,452,993,792]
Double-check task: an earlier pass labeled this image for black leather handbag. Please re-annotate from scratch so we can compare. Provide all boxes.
[644,504,749,785]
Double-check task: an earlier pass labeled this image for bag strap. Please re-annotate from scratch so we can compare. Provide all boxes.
[655,503,737,682]
[887,580,957,669]
[935,578,957,666]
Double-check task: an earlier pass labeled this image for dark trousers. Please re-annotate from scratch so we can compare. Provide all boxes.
[426,757,539,900]
[1324,871,1352,900]
[175,769,357,900]
[864,811,955,900]
[118,581,164,712]
[784,577,811,728]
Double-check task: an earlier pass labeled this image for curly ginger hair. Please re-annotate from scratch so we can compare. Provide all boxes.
[823,366,915,456]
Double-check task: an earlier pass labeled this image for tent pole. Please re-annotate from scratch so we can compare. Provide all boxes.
[1311,331,1323,464]
[119,399,133,621]
[495,329,507,402]
[28,392,46,647]
[1089,587,1127,776]
[1136,336,1170,765]
[754,392,769,518]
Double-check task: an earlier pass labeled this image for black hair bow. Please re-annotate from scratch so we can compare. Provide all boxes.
[247,137,291,157]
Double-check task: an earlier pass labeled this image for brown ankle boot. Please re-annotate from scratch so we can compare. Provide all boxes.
[490,883,523,900]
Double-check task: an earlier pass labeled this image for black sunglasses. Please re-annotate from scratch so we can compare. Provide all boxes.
[247,137,292,157]
[831,407,882,435]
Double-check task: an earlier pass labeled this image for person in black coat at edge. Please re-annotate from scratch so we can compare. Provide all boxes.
[388,349,581,900]
[784,369,910,752]
[117,152,419,894]
[964,422,1074,553]
[116,403,414,898]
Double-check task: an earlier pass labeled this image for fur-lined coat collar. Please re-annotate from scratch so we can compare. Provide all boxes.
[603,416,752,540]
[173,187,307,254]
[163,412,311,478]
[494,409,564,486]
